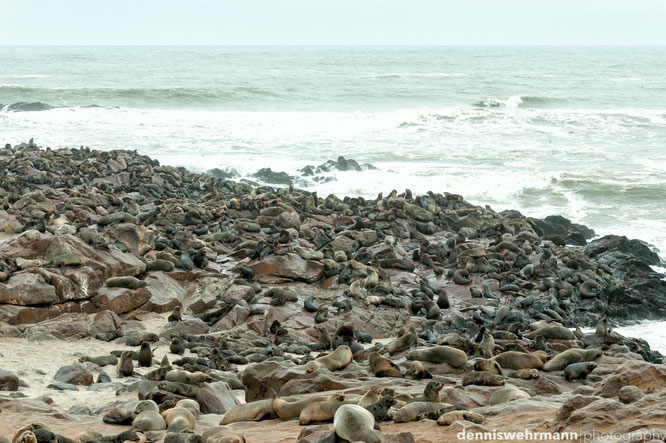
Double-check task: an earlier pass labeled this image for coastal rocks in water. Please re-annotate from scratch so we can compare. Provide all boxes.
[583,235,666,319]
[6,102,54,112]
[252,168,294,185]
[528,215,595,246]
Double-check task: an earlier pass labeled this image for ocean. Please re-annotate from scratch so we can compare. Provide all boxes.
[1,46,665,351]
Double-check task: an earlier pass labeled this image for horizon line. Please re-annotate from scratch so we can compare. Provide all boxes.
[2,44,666,48]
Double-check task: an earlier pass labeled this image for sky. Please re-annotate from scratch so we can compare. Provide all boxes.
[1,0,665,46]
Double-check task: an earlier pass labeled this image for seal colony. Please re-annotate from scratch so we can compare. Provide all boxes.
[1,141,666,441]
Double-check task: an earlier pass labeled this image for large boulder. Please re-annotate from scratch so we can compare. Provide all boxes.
[196,381,240,414]
[53,365,93,386]
[250,254,324,284]
[0,369,19,391]
[0,272,58,305]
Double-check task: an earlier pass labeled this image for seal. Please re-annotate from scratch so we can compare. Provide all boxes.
[166,370,213,385]
[161,407,196,429]
[305,345,353,373]
[542,349,602,372]
[406,346,467,367]
[158,380,200,398]
[273,393,343,420]
[462,371,505,386]
[564,362,597,381]
[393,402,455,423]
[318,327,332,350]
[368,352,402,378]
[385,327,417,355]
[170,337,186,355]
[595,316,609,335]
[534,335,549,353]
[334,404,380,443]
[12,431,37,443]
[488,387,530,405]
[79,355,118,367]
[75,431,102,443]
[525,325,575,340]
[507,368,539,380]
[104,276,146,289]
[299,399,354,425]
[176,399,201,417]
[117,351,134,377]
[358,387,382,407]
[146,259,175,273]
[436,333,473,352]
[491,351,543,370]
[304,295,319,313]
[163,432,202,443]
[408,381,443,403]
[138,341,153,367]
[201,426,246,443]
[437,411,485,426]
[473,359,503,375]
[453,269,472,285]
[405,360,433,380]
[168,306,182,323]
[103,400,159,424]
[474,330,495,358]
[220,399,276,424]
[364,396,396,430]
[131,410,166,431]
[146,365,172,381]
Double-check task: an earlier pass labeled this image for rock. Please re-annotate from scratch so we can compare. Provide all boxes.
[555,394,602,423]
[595,360,666,398]
[618,385,644,404]
[0,369,19,391]
[251,253,324,284]
[0,272,58,305]
[53,364,93,386]
[196,381,241,414]
[92,287,151,314]
[159,318,209,339]
[89,310,123,341]
[252,168,294,185]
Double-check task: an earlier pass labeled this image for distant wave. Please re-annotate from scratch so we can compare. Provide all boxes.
[475,96,567,108]
[0,85,283,108]
[0,101,54,112]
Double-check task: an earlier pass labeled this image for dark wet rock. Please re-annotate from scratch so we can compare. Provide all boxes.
[196,381,241,414]
[53,364,93,386]
[6,101,54,112]
[0,369,19,391]
[253,168,294,185]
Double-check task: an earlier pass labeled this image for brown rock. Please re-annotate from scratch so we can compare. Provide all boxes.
[53,364,93,386]
[595,360,666,398]
[196,381,241,414]
[92,287,151,314]
[0,272,58,305]
[251,253,324,284]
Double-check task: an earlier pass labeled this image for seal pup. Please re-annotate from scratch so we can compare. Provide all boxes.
[168,306,182,323]
[473,359,503,375]
[170,337,186,355]
[407,381,443,403]
[393,402,455,423]
[138,341,153,367]
[334,404,380,443]
[564,362,597,381]
[437,411,485,426]
[595,316,609,335]
[318,327,332,350]
[117,351,134,377]
[364,396,396,430]
[462,371,505,387]
[405,360,433,380]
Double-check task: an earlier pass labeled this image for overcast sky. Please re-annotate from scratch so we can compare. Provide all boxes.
[1,0,665,46]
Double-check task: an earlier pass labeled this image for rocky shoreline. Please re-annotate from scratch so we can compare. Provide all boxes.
[1,141,665,442]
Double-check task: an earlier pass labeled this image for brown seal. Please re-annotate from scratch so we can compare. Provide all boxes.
[272,393,344,420]
[393,402,455,423]
[488,387,530,405]
[385,327,417,355]
[117,351,134,377]
[543,349,602,372]
[368,352,402,378]
[491,351,543,370]
[462,371,505,387]
[202,426,246,443]
[305,345,353,373]
[437,410,485,426]
[406,346,467,367]
[407,381,443,403]
[138,341,152,367]
[473,359,503,375]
